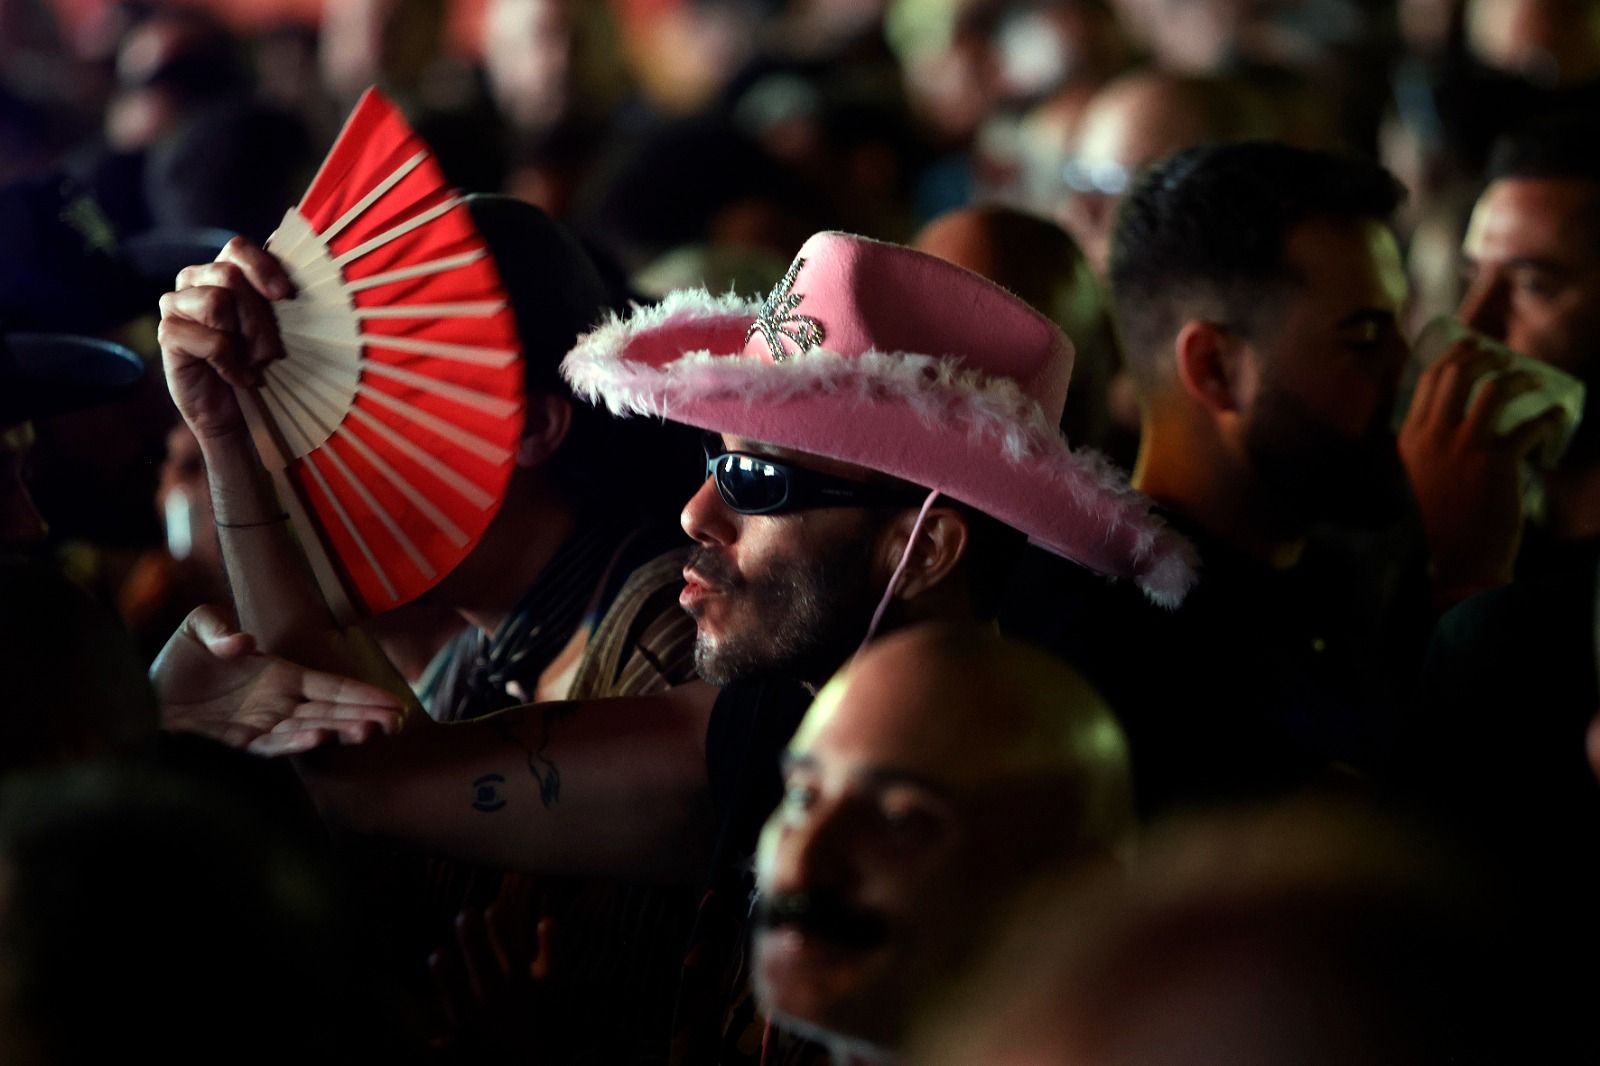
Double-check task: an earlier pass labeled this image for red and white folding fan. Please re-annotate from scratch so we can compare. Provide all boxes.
[238,88,524,622]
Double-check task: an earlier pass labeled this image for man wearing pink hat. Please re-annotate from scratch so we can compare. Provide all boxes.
[154,225,1189,1062]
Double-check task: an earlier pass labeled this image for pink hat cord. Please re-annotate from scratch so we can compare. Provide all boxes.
[859,488,942,652]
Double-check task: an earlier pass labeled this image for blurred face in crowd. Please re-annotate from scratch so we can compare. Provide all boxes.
[1466,0,1600,84]
[752,629,1129,1056]
[1460,178,1600,383]
[1238,219,1413,525]
[0,422,46,553]
[156,425,216,566]
[320,0,443,101]
[679,435,889,687]
[1059,77,1211,274]
[483,0,572,133]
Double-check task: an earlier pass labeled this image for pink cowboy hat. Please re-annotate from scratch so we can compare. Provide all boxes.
[561,231,1195,605]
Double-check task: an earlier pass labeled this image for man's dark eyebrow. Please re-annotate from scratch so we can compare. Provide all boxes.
[777,753,955,803]
[856,766,956,804]
[1504,255,1575,276]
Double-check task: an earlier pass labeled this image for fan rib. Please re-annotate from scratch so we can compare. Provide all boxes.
[269,210,317,265]
[355,383,515,467]
[275,327,517,370]
[274,344,361,402]
[345,405,497,510]
[318,440,436,579]
[335,425,470,545]
[265,361,348,443]
[302,452,400,603]
[269,466,359,624]
[258,379,319,458]
[359,333,516,368]
[333,196,463,269]
[319,149,428,245]
[360,361,522,421]
[356,301,505,319]
[344,249,488,293]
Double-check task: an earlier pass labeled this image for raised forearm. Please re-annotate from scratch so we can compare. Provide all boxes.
[296,683,719,883]
[201,428,411,699]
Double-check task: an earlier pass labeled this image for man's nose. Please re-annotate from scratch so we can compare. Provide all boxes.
[681,476,737,548]
[1458,272,1510,342]
[766,802,860,899]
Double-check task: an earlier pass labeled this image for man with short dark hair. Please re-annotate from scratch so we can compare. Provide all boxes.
[1007,141,1554,816]
[1458,111,1600,576]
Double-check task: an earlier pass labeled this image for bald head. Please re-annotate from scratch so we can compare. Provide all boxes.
[799,622,1132,836]
[1061,70,1276,272]
[754,623,1132,1056]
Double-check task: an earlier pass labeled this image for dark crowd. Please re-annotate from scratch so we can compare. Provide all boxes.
[4,0,1600,1062]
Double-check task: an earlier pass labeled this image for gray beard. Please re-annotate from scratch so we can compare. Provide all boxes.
[690,536,882,688]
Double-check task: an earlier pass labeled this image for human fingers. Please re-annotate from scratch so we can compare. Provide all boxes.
[428,945,469,1032]
[1461,371,1539,442]
[171,261,287,369]
[1505,405,1570,461]
[216,235,296,300]
[529,917,556,982]
[454,910,507,1004]
[157,312,259,389]
[247,724,340,757]
[274,702,401,741]
[1423,343,1507,429]
[183,604,256,660]
[294,667,408,713]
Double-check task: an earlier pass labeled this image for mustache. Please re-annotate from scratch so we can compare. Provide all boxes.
[685,546,743,590]
[755,892,890,949]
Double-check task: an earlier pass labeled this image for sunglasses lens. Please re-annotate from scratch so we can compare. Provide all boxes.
[713,453,790,513]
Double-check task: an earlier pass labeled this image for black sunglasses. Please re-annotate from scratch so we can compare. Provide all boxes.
[702,433,927,515]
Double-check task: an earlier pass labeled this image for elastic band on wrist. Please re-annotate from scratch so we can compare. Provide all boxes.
[215,513,289,529]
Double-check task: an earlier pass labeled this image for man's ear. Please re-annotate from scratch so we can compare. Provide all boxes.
[514,392,574,468]
[1174,320,1246,414]
[879,505,970,602]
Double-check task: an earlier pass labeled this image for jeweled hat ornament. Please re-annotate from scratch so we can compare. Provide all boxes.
[562,231,1196,606]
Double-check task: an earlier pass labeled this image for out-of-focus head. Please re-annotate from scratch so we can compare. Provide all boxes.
[0,559,157,770]
[911,803,1527,1065]
[753,623,1132,1058]
[888,0,1003,144]
[1059,70,1276,273]
[0,765,375,1065]
[320,0,446,103]
[1462,112,1600,385]
[455,195,698,527]
[1466,0,1600,86]
[106,8,248,150]
[1111,142,1412,527]
[482,0,628,135]
[913,205,1118,448]
[990,0,1131,105]
[627,0,764,116]
[143,100,314,245]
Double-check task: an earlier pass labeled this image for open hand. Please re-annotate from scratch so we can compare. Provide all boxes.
[157,237,295,442]
[1399,336,1567,603]
[428,876,556,1055]
[153,605,406,756]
